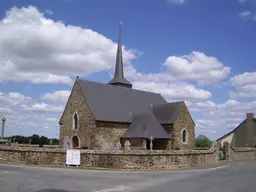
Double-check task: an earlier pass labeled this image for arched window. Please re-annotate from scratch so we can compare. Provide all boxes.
[73,113,79,130]
[182,129,187,144]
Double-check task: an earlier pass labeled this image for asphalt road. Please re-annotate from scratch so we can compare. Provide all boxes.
[0,160,255,192]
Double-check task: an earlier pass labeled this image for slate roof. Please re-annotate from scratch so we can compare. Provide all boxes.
[216,120,246,141]
[78,80,182,124]
[216,118,256,144]
[152,102,183,124]
[122,112,170,139]
[78,79,168,123]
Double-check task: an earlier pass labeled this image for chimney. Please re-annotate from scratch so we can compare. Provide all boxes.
[246,113,254,120]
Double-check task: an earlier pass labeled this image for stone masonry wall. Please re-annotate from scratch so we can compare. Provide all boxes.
[59,80,96,149]
[93,121,129,149]
[0,143,219,170]
[173,102,195,150]
[162,124,174,150]
[223,142,256,161]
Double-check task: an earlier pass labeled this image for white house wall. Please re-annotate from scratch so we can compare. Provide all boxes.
[220,132,234,147]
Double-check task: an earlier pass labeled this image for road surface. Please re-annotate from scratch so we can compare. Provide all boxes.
[0,160,255,192]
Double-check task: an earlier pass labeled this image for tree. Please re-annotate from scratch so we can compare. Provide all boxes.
[31,134,40,144]
[51,138,59,145]
[195,135,212,148]
[4,134,59,145]
[40,136,49,145]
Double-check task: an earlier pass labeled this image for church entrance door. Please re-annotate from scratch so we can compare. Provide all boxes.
[72,135,79,148]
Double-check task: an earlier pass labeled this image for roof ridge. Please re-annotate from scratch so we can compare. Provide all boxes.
[78,79,166,97]
[216,119,247,141]
[153,101,184,107]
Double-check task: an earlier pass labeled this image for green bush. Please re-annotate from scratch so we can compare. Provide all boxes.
[195,138,212,148]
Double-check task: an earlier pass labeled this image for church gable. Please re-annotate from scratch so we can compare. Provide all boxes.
[176,102,195,127]
[173,101,195,149]
[59,80,95,125]
[59,80,96,148]
[233,117,256,147]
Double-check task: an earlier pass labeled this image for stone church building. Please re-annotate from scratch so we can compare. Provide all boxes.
[59,26,196,150]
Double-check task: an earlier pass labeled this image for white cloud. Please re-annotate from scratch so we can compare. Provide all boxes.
[238,0,256,3]
[196,99,256,138]
[164,51,231,84]
[229,72,256,99]
[45,9,53,15]
[230,72,256,87]
[166,0,187,4]
[21,103,64,113]
[133,81,212,102]
[0,106,13,114]
[41,90,71,103]
[125,51,230,85]
[0,91,63,114]
[0,91,63,137]
[229,89,256,99]
[196,119,217,135]
[46,117,58,123]
[217,99,256,112]
[0,92,32,106]
[124,65,176,82]
[239,10,252,18]
[187,101,217,112]
[0,6,137,85]
[238,0,248,3]
[239,10,256,21]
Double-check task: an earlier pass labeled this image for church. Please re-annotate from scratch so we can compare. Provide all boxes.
[59,26,196,150]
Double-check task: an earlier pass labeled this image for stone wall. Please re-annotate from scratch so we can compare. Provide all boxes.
[223,142,256,161]
[94,121,129,149]
[59,80,96,149]
[173,102,195,150]
[162,124,174,150]
[18,144,59,148]
[0,142,219,170]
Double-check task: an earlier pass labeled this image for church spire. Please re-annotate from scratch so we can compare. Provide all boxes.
[108,22,132,88]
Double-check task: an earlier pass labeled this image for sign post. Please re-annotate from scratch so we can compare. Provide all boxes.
[66,149,80,167]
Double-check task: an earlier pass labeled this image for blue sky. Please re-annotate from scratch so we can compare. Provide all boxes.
[0,0,255,140]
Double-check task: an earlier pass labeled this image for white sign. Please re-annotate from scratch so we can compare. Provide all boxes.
[66,149,80,166]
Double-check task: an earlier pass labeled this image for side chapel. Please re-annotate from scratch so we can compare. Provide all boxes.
[59,25,196,150]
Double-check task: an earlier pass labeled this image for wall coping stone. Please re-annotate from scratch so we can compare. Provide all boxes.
[232,147,256,152]
[0,146,217,155]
